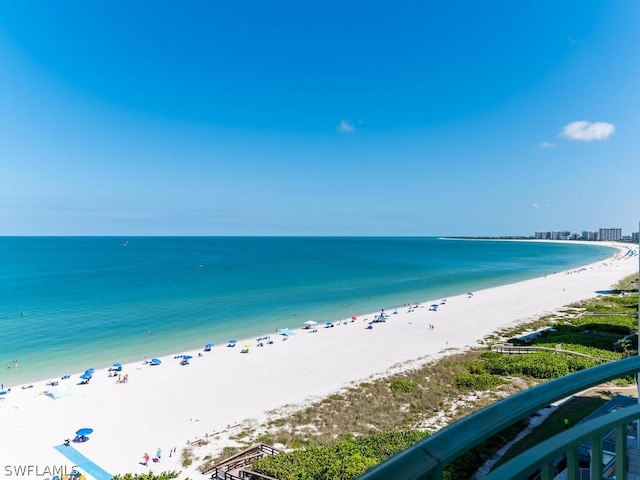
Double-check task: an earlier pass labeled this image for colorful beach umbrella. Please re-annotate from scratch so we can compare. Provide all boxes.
[76,428,93,436]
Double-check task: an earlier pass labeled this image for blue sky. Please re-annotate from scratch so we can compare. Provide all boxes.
[0,1,638,236]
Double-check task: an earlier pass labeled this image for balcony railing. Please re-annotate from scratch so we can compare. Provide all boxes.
[357,355,640,480]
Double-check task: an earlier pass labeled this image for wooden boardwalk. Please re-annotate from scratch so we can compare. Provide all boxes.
[204,443,282,480]
[490,344,612,363]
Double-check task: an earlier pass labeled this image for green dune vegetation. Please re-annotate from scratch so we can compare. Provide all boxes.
[190,274,639,480]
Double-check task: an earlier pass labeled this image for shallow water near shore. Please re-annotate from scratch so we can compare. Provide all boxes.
[0,236,616,385]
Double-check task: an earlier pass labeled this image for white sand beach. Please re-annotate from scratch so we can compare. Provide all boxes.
[1,244,637,479]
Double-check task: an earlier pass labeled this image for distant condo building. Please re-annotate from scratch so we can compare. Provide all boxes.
[535,231,571,240]
[598,228,622,241]
[535,227,632,242]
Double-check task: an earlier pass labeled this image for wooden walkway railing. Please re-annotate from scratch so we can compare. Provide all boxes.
[490,343,612,363]
[206,443,281,480]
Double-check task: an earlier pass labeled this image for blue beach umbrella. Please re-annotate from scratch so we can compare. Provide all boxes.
[84,368,95,375]
[204,343,213,351]
[183,355,193,361]
[76,428,93,436]
[79,373,92,380]
[150,358,161,365]
[228,340,237,346]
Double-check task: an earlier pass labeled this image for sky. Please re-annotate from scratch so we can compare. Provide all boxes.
[0,1,638,237]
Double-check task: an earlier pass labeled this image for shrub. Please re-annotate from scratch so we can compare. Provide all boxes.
[252,430,429,480]
[390,379,418,393]
[454,373,503,391]
[464,360,487,374]
[112,472,181,480]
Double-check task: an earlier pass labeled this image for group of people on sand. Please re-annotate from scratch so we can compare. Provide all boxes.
[142,448,163,466]
[109,372,129,383]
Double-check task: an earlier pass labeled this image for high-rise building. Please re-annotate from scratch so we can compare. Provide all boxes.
[598,228,622,241]
[582,230,599,241]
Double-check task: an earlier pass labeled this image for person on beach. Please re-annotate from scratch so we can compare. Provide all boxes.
[157,448,162,461]
[143,453,150,466]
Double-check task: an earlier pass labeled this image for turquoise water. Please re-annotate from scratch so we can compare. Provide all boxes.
[0,237,615,384]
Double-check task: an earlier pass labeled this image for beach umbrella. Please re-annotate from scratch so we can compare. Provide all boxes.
[304,320,317,326]
[84,368,95,376]
[204,343,213,351]
[228,339,237,346]
[76,428,93,436]
[113,363,122,368]
[79,373,92,380]
[243,344,252,349]
[183,355,193,361]
[351,316,357,320]
[150,358,161,365]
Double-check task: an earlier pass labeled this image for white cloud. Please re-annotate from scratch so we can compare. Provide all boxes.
[532,203,539,208]
[559,120,615,142]
[337,120,355,133]
[540,142,556,149]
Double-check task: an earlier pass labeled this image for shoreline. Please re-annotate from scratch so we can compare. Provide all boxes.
[1,240,621,387]
[0,244,637,479]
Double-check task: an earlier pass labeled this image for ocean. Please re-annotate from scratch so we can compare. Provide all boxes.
[0,237,616,385]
